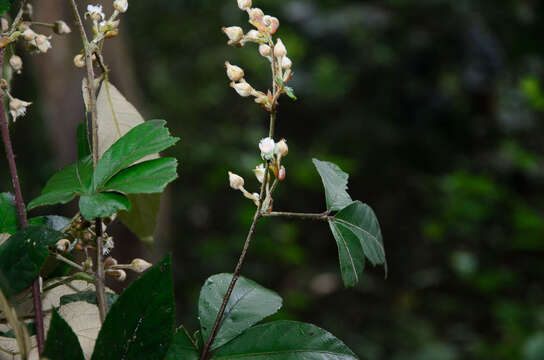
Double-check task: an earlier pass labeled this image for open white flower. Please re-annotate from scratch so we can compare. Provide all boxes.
[9,98,32,121]
[259,137,275,157]
[87,4,105,22]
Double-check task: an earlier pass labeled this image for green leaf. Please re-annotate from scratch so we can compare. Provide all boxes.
[60,291,118,308]
[79,192,130,220]
[211,320,358,360]
[118,194,161,248]
[92,120,179,191]
[312,159,353,212]
[28,215,71,232]
[0,193,17,234]
[28,156,93,209]
[103,158,178,194]
[199,273,283,350]
[77,121,91,160]
[329,201,386,286]
[165,327,199,360]
[42,310,85,360]
[91,255,174,360]
[0,226,64,295]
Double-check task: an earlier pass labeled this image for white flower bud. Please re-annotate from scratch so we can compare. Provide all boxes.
[251,193,260,206]
[276,139,288,156]
[225,61,245,82]
[281,56,292,70]
[245,29,261,40]
[9,98,31,121]
[253,164,266,183]
[238,0,252,10]
[248,8,264,21]
[262,16,279,33]
[222,26,244,44]
[259,137,275,156]
[274,38,287,58]
[86,4,105,22]
[55,239,71,252]
[107,269,126,281]
[230,81,254,97]
[22,28,36,41]
[54,20,71,35]
[73,54,85,68]
[259,44,271,57]
[9,55,22,73]
[104,257,118,269]
[34,34,52,53]
[129,258,152,273]
[1,18,8,32]
[229,171,245,190]
[113,0,129,13]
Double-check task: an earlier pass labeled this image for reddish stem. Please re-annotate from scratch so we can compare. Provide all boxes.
[0,49,45,354]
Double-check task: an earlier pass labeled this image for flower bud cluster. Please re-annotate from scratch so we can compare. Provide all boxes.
[257,137,287,181]
[222,0,295,112]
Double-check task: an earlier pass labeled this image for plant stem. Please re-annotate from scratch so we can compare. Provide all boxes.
[69,0,99,167]
[69,0,108,322]
[54,254,84,271]
[199,167,271,360]
[263,211,330,221]
[95,219,108,322]
[0,49,46,354]
[201,33,283,360]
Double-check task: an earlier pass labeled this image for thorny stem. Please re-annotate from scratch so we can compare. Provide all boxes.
[0,48,46,354]
[69,0,108,322]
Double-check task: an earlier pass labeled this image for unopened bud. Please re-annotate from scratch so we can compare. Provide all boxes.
[104,29,119,38]
[55,239,71,252]
[107,269,126,281]
[225,61,244,82]
[238,0,252,10]
[9,55,22,73]
[276,139,288,156]
[222,26,244,44]
[248,8,264,21]
[129,258,152,273]
[54,20,71,35]
[104,257,118,269]
[1,18,8,32]
[263,16,279,34]
[113,0,128,13]
[245,29,261,40]
[73,54,85,68]
[229,171,245,190]
[253,164,266,183]
[274,38,287,58]
[0,79,8,90]
[230,81,254,97]
[278,165,286,181]
[259,44,271,57]
[22,28,36,41]
[251,193,260,206]
[281,56,292,70]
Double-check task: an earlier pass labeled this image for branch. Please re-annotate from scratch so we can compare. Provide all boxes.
[0,48,46,354]
[263,211,330,221]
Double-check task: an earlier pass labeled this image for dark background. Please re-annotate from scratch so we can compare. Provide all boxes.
[3,0,544,359]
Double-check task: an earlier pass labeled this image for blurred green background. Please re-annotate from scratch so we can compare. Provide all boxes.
[3,0,544,359]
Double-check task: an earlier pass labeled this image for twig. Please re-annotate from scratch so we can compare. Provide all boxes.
[200,168,270,360]
[95,219,108,322]
[54,253,84,271]
[0,48,45,354]
[263,211,330,221]
[69,0,108,322]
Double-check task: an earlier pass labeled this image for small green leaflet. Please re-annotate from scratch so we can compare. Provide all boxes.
[313,159,353,212]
